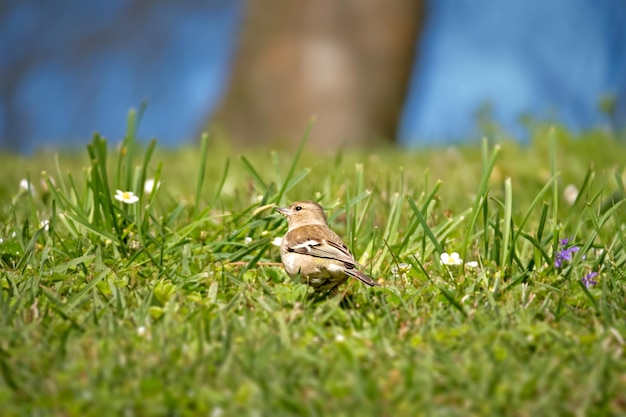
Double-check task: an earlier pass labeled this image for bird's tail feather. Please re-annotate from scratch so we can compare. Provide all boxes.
[346,269,379,286]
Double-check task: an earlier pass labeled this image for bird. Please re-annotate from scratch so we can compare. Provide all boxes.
[275,200,379,292]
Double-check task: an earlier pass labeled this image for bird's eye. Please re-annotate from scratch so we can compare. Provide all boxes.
[295,206,302,211]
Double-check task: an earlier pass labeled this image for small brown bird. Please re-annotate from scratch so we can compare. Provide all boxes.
[276,200,379,291]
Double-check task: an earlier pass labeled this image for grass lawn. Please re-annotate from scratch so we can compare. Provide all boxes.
[1,117,626,416]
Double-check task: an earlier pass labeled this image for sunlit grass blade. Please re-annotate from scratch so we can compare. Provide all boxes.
[512,175,558,249]
[275,118,314,204]
[501,177,512,273]
[548,126,559,246]
[137,138,157,200]
[371,192,403,273]
[517,230,551,267]
[406,195,444,255]
[15,228,45,272]
[240,156,268,193]
[194,132,210,218]
[211,157,230,206]
[62,211,118,242]
[139,161,163,240]
[87,134,124,247]
[461,139,500,262]
[116,107,140,192]
[437,285,467,317]
[54,154,70,196]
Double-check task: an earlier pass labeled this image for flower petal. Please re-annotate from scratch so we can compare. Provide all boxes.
[440,253,450,264]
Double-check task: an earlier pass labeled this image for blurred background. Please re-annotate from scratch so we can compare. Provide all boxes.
[1,0,625,153]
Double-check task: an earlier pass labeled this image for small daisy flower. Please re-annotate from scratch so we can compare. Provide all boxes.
[211,407,224,417]
[137,326,147,336]
[144,178,161,194]
[440,252,462,266]
[272,237,283,247]
[19,179,35,195]
[465,261,479,269]
[244,236,253,244]
[391,263,412,278]
[39,220,50,231]
[114,190,139,204]
[563,184,579,206]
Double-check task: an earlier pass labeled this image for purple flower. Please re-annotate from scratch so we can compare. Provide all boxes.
[554,238,580,268]
[582,272,598,288]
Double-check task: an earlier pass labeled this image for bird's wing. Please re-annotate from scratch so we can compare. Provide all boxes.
[286,225,361,267]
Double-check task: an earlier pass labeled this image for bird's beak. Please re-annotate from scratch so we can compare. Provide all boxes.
[276,207,291,217]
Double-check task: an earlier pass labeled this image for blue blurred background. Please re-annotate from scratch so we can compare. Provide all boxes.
[1,0,625,152]
[0,1,242,152]
[399,0,626,145]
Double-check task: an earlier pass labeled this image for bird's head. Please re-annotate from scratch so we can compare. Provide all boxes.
[276,200,328,229]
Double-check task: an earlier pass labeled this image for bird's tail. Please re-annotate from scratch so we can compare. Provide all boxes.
[345,268,380,287]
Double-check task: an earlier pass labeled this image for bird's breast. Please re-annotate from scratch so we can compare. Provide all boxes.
[281,252,316,277]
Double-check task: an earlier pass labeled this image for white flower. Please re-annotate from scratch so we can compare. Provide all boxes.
[440,252,462,266]
[19,179,30,191]
[144,178,161,194]
[211,407,224,417]
[39,220,50,231]
[244,236,253,244]
[391,262,412,278]
[137,326,147,336]
[465,261,479,269]
[335,333,346,342]
[114,190,139,204]
[563,184,579,206]
[19,179,35,195]
[128,239,141,251]
[271,237,283,247]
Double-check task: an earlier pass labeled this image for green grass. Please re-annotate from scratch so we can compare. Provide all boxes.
[1,115,626,416]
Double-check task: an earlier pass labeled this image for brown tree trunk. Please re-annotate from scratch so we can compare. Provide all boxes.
[211,0,424,149]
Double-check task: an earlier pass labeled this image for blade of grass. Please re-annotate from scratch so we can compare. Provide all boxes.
[461,139,500,262]
[124,109,138,191]
[240,156,268,193]
[548,126,559,246]
[211,157,231,206]
[16,228,45,272]
[275,117,314,204]
[194,132,210,218]
[406,195,444,255]
[437,285,467,318]
[501,177,512,273]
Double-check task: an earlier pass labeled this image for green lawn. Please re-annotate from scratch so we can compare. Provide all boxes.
[1,118,625,416]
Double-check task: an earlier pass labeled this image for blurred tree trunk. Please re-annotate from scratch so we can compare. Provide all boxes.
[212,0,424,148]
